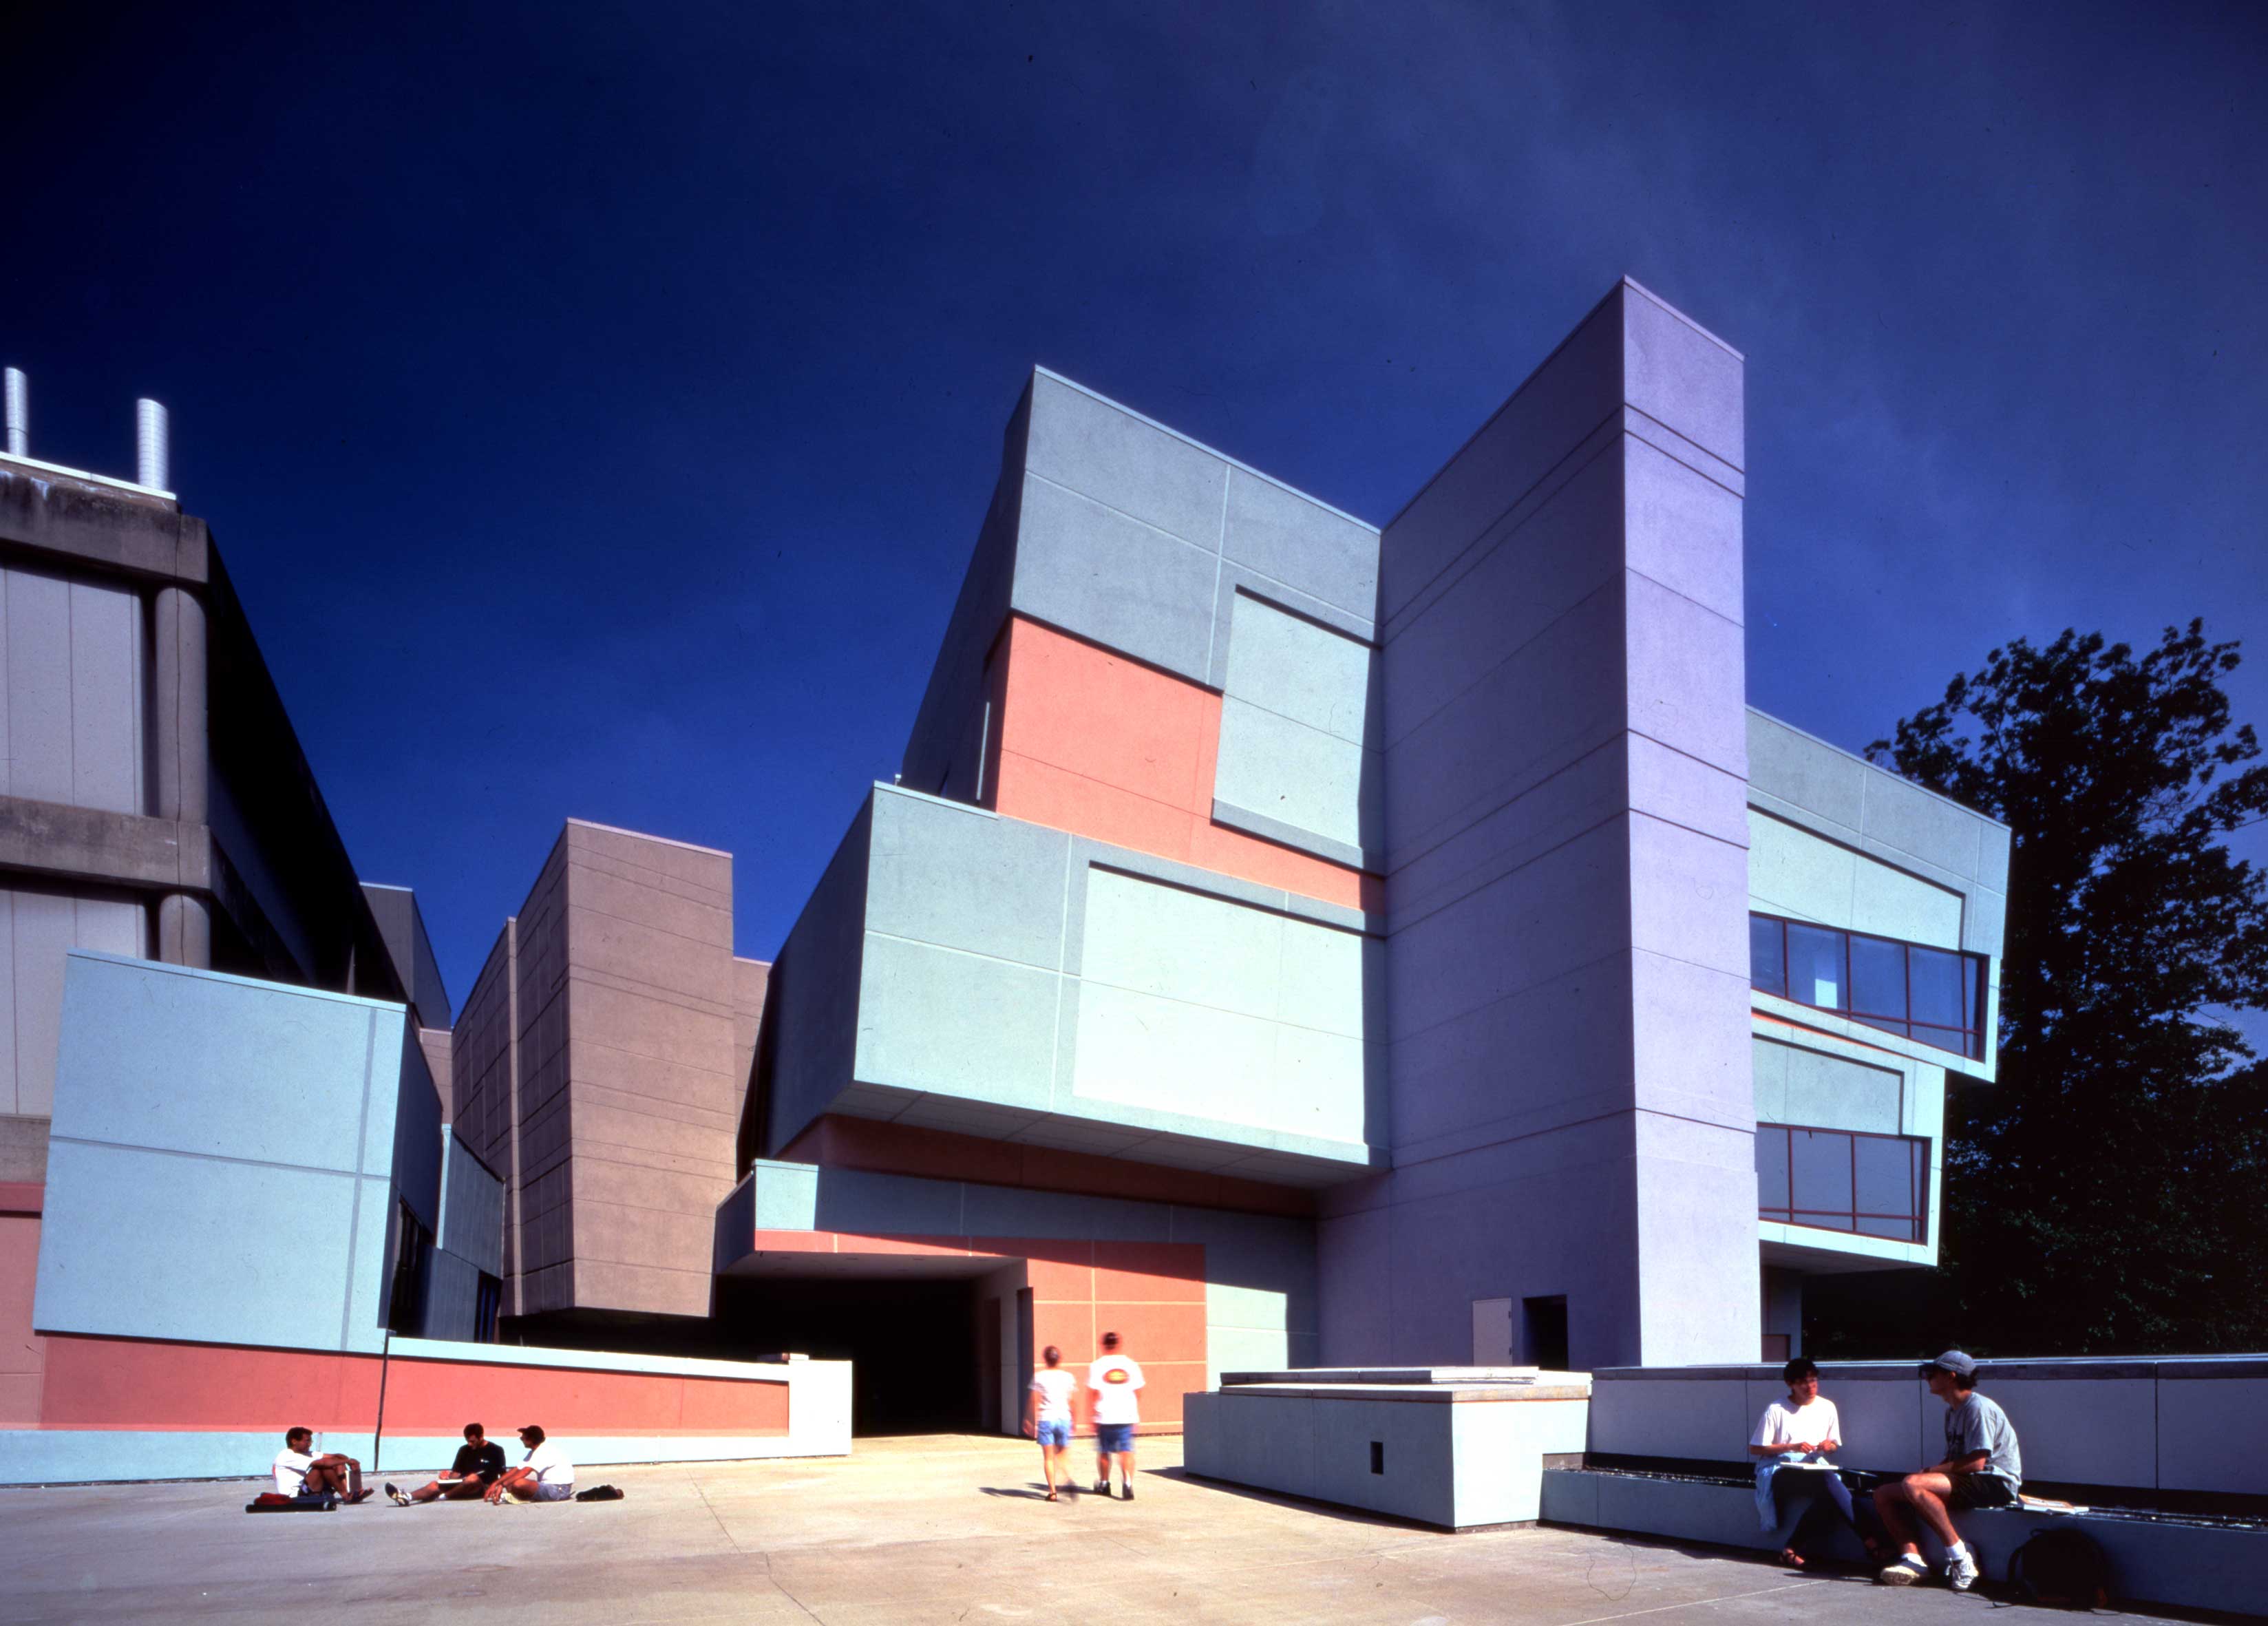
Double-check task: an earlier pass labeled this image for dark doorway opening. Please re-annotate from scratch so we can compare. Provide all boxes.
[713,1275,982,1436]
[1523,1295,1569,1371]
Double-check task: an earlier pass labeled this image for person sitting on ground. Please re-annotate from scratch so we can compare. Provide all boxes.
[1748,1357,1870,1569]
[271,1426,372,1503]
[485,1424,576,1503]
[1024,1344,1078,1501]
[387,1422,507,1506]
[1870,1349,2023,1592]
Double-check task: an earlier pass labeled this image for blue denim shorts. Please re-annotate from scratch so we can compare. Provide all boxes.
[533,1481,573,1502]
[1036,1419,1072,1448]
[1094,1422,1134,1455]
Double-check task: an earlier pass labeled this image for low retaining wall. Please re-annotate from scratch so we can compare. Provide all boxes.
[0,1335,849,1484]
[1541,1467,2268,1618]
[1183,1368,1590,1530]
[1589,1355,2268,1497]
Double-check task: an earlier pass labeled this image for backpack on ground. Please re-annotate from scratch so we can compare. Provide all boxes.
[2008,1525,2110,1608]
[574,1484,624,1501]
[245,1491,336,1513]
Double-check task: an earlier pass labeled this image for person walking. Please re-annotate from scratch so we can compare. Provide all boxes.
[1024,1344,1078,1501]
[1085,1331,1145,1501]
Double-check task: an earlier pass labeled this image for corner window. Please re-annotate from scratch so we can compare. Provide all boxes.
[1749,912,1988,1060]
[1756,1123,1929,1243]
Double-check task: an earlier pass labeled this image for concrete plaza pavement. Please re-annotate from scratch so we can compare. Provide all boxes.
[0,1434,2206,1625]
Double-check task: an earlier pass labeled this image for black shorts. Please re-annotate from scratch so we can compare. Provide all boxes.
[1947,1472,2019,1510]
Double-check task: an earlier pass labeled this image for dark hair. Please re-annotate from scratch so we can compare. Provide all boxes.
[1101,1331,1121,1351]
[520,1425,546,1444]
[464,1424,485,1439]
[1042,1345,1061,1366]
[285,1426,312,1446]
[1783,1358,1819,1385]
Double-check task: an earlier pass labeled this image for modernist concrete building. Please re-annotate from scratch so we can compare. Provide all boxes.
[1,279,2010,1471]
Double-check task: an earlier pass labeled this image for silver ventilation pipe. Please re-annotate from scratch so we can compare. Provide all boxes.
[136,397,169,489]
[3,368,25,458]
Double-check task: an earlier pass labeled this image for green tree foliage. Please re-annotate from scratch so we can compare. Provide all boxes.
[1812,622,2268,1356]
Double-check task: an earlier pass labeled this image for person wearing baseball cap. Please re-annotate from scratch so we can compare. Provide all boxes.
[1869,1351,2022,1591]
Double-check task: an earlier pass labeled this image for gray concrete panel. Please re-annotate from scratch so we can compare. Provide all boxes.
[1220,467,1380,622]
[1622,434,1744,626]
[1214,697,1377,856]
[1383,287,1626,624]
[1221,591,1379,746]
[1624,572,1746,778]
[760,797,874,1154]
[1620,278,1746,474]
[865,790,1068,971]
[1010,472,1218,684]
[854,933,1059,1110]
[1024,372,1229,549]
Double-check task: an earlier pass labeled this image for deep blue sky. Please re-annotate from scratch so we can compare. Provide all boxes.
[7,1,2264,1035]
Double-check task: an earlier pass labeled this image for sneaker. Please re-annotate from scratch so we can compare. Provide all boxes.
[1095,1479,1111,1497]
[1946,1550,1979,1592]
[384,1484,410,1507]
[1120,1481,1133,1501]
[1878,1556,1929,1586]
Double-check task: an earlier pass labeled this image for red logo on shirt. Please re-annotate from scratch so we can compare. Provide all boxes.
[1103,1366,1130,1384]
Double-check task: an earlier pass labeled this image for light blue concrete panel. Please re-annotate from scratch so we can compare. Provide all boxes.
[1215,697,1377,856]
[1274,918,1380,1042]
[1220,469,1380,622]
[854,933,1059,1109]
[865,790,1070,971]
[809,1164,966,1236]
[1079,865,1282,1021]
[422,1247,481,1341]
[1747,710,1867,832]
[1010,472,1219,684]
[1024,371,1229,549]
[1222,592,1379,746]
[50,953,394,1176]
[36,1138,379,1351]
[1209,799,1367,871]
[1072,981,1280,1128]
[437,1132,505,1276]
[1861,772,1985,879]
[750,1159,821,1232]
[761,797,873,1154]
[0,1428,380,1487]
[1775,1042,1903,1135]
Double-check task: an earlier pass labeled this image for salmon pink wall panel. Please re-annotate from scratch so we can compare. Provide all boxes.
[379,1358,789,1437]
[37,1336,383,1431]
[989,617,1374,912]
[0,1211,46,1424]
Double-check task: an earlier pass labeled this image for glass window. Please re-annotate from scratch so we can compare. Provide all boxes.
[1790,1128,1854,1225]
[1750,915,1786,997]
[1848,933,1907,1021]
[1755,1126,1790,1216]
[1908,947,1966,1029]
[1786,925,1847,1011]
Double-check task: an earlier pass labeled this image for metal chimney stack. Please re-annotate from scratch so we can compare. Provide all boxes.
[3,368,25,458]
[135,397,169,489]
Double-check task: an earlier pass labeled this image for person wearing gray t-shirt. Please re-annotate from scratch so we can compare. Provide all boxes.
[1870,1351,2023,1592]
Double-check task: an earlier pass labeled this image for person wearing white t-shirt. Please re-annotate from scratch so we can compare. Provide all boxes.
[1749,1358,1866,1568]
[486,1424,576,1503]
[1024,1344,1079,1501]
[1085,1331,1145,1501]
[271,1426,372,1503]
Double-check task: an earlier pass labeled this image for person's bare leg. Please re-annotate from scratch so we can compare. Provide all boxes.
[1039,1439,1057,1499]
[409,1477,446,1503]
[1873,1484,1923,1554]
[441,1477,487,1500]
[1900,1475,1962,1548]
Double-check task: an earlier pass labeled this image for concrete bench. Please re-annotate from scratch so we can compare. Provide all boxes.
[1540,1466,2267,1617]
